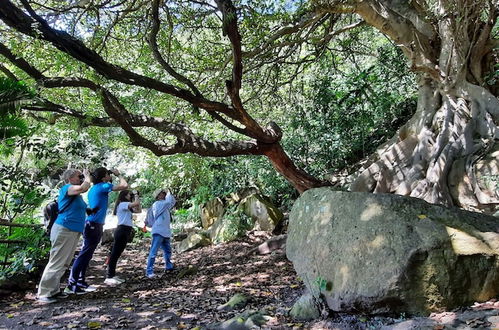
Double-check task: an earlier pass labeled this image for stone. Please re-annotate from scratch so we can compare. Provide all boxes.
[101,228,115,245]
[239,193,283,232]
[290,293,321,321]
[287,188,499,316]
[228,187,260,204]
[178,232,211,253]
[200,197,224,229]
[208,210,254,244]
[216,310,268,329]
[217,293,249,311]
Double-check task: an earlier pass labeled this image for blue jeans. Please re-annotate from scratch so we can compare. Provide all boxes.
[146,234,173,276]
[68,222,103,286]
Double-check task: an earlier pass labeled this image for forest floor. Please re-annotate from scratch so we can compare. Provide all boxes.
[0,232,498,330]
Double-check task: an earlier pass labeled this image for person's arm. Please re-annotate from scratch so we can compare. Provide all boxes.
[128,192,142,213]
[164,191,176,210]
[111,169,128,191]
[68,169,91,195]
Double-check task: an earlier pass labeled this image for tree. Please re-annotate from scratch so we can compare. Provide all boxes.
[0,0,346,193]
[314,0,499,210]
[0,0,497,211]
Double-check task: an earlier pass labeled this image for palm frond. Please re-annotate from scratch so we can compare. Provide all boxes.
[0,77,35,115]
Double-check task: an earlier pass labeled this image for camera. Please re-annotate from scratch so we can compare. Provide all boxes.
[130,190,139,200]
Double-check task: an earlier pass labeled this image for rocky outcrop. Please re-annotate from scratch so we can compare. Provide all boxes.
[239,194,283,232]
[177,232,211,253]
[287,188,499,316]
[200,197,224,229]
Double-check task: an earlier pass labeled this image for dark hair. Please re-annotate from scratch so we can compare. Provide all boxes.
[91,167,108,184]
[113,190,131,215]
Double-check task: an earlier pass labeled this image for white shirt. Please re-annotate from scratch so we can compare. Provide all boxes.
[151,193,176,238]
[117,202,133,227]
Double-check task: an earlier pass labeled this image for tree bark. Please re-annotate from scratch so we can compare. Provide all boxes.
[317,0,499,211]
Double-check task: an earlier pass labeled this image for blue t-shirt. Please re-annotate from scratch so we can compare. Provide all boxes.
[87,182,114,224]
[54,184,87,233]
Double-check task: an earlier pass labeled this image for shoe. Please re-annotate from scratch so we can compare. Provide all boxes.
[77,282,97,292]
[104,277,123,286]
[146,273,156,279]
[64,285,88,295]
[37,296,57,304]
[51,291,69,299]
[165,262,174,271]
[112,276,125,283]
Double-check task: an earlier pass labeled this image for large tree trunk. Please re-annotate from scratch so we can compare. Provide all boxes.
[339,0,499,211]
[351,79,499,211]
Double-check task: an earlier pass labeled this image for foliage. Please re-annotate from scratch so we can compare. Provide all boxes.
[0,216,49,280]
[212,205,253,244]
[282,37,417,177]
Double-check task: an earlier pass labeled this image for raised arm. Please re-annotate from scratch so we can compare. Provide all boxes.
[111,169,129,191]
[68,169,91,195]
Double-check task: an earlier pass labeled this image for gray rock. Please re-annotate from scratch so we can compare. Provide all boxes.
[239,193,283,232]
[287,189,499,316]
[200,197,224,229]
[208,209,254,244]
[217,293,249,311]
[101,228,115,245]
[290,293,321,321]
[178,232,211,253]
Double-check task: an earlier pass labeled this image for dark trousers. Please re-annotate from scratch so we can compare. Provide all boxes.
[68,222,103,286]
[107,225,132,278]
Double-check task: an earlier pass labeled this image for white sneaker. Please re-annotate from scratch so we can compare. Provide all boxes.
[146,273,156,279]
[104,277,123,286]
[113,276,125,283]
[82,285,97,292]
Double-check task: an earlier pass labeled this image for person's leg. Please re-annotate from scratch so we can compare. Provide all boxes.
[146,234,162,276]
[160,237,174,270]
[107,225,131,278]
[38,224,79,298]
[68,222,102,287]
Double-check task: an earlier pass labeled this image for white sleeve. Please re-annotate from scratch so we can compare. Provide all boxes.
[118,202,130,212]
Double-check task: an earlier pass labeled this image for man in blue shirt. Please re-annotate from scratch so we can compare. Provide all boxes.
[37,168,91,303]
[65,167,128,294]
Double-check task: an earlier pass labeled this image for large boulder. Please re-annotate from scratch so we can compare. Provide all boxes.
[209,209,254,244]
[286,188,499,316]
[239,194,283,232]
[200,197,224,229]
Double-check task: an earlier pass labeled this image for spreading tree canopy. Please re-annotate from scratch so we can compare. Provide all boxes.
[0,0,497,210]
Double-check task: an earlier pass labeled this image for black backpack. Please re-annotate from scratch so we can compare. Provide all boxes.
[42,196,76,234]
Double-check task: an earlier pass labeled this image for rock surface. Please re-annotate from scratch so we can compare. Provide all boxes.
[287,188,499,315]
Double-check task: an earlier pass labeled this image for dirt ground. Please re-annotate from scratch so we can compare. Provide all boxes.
[0,233,498,329]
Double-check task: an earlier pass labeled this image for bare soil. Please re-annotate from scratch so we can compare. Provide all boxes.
[0,233,497,329]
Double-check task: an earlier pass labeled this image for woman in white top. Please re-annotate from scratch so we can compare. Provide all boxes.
[105,190,141,285]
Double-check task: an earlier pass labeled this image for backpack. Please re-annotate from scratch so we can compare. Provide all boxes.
[43,200,59,234]
[144,207,155,227]
[42,196,76,234]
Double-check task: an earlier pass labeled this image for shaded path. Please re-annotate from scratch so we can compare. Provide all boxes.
[0,233,498,329]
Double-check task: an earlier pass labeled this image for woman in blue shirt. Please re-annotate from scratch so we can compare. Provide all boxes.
[65,167,128,294]
[37,168,91,304]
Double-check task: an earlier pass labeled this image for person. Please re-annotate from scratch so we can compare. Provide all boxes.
[104,189,141,285]
[37,168,91,304]
[145,188,176,278]
[65,167,128,294]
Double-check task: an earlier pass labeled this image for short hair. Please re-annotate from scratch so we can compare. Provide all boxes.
[91,167,108,184]
[62,169,79,183]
